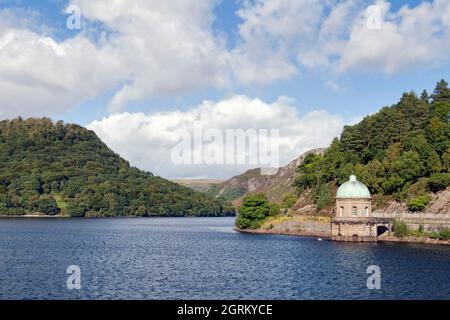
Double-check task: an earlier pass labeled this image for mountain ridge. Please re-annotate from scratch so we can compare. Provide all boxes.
[207,148,325,205]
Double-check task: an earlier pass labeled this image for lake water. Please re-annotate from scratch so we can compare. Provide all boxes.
[0,217,449,300]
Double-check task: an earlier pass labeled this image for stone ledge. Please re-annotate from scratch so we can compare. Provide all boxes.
[331,235,378,242]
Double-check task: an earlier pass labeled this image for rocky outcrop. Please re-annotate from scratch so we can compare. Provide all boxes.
[210,148,325,204]
[372,187,450,216]
[427,187,450,215]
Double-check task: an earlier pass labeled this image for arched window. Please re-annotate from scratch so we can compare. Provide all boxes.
[365,207,369,216]
[352,206,357,216]
[340,206,344,217]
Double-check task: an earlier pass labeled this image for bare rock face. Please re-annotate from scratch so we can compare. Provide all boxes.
[291,189,317,214]
[372,201,408,215]
[210,148,326,204]
[427,187,450,215]
[371,187,449,216]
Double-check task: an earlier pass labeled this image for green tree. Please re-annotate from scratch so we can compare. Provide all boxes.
[407,195,432,212]
[431,79,450,103]
[420,89,429,103]
[427,173,450,193]
[235,193,280,229]
[392,151,424,182]
[443,147,450,172]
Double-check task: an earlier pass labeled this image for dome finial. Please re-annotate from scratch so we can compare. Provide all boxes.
[349,174,357,182]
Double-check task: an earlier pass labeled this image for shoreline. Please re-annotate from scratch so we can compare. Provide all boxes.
[235,227,450,246]
[2,215,449,246]
[0,215,236,219]
[234,227,331,239]
[0,215,69,218]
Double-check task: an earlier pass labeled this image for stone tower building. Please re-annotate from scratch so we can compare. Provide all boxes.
[331,175,379,241]
[335,175,371,218]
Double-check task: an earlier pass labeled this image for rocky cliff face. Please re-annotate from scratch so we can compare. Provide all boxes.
[208,148,325,204]
[371,187,450,215]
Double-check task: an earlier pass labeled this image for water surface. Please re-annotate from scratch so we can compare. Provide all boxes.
[0,217,449,299]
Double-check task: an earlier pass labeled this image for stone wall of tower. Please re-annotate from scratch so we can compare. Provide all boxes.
[335,198,371,218]
[331,220,378,241]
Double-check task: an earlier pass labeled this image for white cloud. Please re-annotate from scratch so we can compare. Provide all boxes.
[0,10,123,118]
[70,0,231,112]
[335,0,450,72]
[1,0,450,119]
[299,0,450,73]
[229,0,323,85]
[87,95,344,179]
[0,1,230,117]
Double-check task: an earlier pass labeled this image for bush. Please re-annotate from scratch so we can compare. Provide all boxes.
[281,193,297,209]
[429,232,440,239]
[438,228,450,240]
[429,229,450,240]
[418,224,424,234]
[427,173,450,193]
[314,183,333,211]
[393,220,408,238]
[235,193,280,229]
[407,195,432,212]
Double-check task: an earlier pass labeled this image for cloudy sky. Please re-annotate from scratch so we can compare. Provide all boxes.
[1,0,450,179]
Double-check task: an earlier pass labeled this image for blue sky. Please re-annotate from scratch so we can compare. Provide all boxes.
[2,0,447,125]
[0,0,449,178]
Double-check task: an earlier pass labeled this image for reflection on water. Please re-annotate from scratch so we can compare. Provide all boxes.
[0,217,449,300]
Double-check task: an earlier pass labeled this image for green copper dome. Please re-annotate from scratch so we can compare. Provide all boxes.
[336,175,371,199]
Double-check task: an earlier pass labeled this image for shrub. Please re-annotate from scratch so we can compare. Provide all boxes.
[427,173,450,193]
[429,229,450,240]
[429,232,440,239]
[314,183,333,211]
[407,195,432,212]
[438,228,450,240]
[250,220,263,229]
[393,220,408,238]
[235,193,280,229]
[281,193,297,209]
[418,224,424,234]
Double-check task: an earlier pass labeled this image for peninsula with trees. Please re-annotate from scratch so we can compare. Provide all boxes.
[230,80,450,244]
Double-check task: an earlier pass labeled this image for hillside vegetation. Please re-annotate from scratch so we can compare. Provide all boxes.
[0,118,234,217]
[295,80,450,213]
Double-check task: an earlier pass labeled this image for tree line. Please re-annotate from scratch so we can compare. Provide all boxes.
[295,80,450,212]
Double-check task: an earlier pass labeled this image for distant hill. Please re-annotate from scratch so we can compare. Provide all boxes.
[0,118,235,217]
[172,179,224,193]
[207,149,325,206]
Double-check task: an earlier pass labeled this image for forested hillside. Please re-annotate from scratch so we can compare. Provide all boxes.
[0,118,234,217]
[295,80,450,213]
